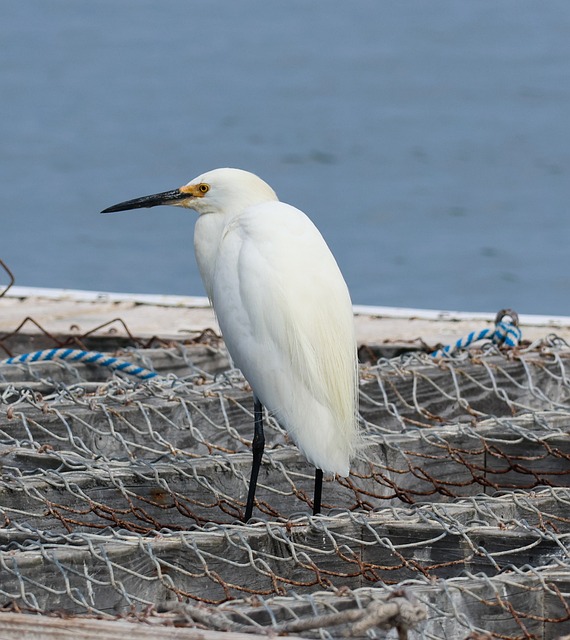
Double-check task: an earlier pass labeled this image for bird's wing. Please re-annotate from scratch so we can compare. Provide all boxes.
[211,201,358,471]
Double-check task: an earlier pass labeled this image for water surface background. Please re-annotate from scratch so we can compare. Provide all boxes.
[1,1,569,315]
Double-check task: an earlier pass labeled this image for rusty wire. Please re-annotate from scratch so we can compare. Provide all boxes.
[0,259,15,298]
[0,311,224,358]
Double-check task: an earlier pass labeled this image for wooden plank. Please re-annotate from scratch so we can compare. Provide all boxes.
[478,425,570,492]
[360,353,570,430]
[0,418,569,533]
[0,391,260,462]
[0,424,491,532]
[0,493,568,614]
[0,450,352,531]
[1,355,569,467]
[0,611,282,640]
[222,569,570,638]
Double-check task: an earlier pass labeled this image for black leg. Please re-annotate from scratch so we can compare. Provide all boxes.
[313,468,323,515]
[244,396,265,522]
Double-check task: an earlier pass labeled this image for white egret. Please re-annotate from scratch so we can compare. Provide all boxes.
[102,168,359,520]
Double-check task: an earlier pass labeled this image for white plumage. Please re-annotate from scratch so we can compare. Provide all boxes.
[102,167,359,515]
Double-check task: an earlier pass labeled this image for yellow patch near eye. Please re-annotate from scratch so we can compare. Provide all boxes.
[179,183,209,197]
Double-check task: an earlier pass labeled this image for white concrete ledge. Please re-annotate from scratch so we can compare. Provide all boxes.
[4,285,570,329]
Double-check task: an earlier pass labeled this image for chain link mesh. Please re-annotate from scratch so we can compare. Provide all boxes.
[1,323,570,638]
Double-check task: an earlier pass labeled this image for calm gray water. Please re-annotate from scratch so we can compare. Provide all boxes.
[1,1,569,315]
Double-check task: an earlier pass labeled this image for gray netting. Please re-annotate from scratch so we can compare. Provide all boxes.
[1,328,570,639]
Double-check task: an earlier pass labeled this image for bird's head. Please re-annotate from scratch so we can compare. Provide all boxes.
[101,168,278,216]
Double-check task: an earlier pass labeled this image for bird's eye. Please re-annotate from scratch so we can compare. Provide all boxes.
[198,183,210,194]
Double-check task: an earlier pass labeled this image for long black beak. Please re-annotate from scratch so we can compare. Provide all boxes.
[101,188,190,213]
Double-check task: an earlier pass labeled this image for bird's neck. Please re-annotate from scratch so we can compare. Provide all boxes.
[193,213,231,301]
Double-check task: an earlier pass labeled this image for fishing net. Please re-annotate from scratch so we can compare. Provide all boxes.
[0,323,570,639]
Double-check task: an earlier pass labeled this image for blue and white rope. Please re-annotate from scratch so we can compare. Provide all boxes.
[1,349,158,380]
[432,309,522,358]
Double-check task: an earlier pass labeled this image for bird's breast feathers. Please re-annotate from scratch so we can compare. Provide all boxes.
[209,202,357,454]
